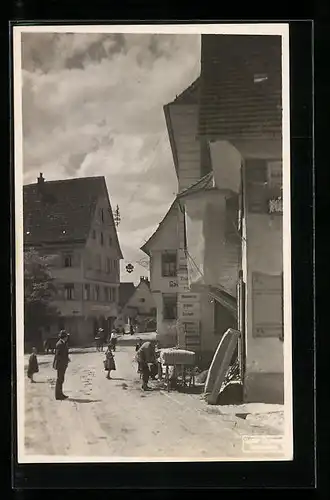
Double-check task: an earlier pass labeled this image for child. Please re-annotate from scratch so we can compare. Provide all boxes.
[27,347,39,383]
[104,345,116,379]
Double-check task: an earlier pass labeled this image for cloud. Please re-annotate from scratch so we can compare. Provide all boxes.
[21,32,200,284]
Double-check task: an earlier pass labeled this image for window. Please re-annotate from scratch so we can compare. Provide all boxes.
[64,284,74,300]
[95,285,100,301]
[84,284,90,301]
[252,272,283,338]
[85,253,92,270]
[96,254,101,271]
[109,236,112,246]
[104,286,109,302]
[109,287,114,302]
[163,293,177,320]
[106,257,111,274]
[92,230,96,239]
[268,161,282,189]
[139,298,146,303]
[58,318,65,330]
[64,254,73,268]
[100,232,104,246]
[161,251,177,277]
[100,208,104,222]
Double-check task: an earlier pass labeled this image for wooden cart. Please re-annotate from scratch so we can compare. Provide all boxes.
[159,349,196,392]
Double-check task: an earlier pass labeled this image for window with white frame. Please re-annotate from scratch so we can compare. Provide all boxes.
[83,284,90,301]
[64,283,74,300]
[161,251,177,277]
[106,257,112,274]
[163,293,177,320]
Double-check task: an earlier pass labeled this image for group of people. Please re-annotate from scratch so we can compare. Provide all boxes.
[27,329,71,400]
[95,328,118,352]
[27,329,162,399]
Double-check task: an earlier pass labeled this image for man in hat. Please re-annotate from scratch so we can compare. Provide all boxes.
[53,330,70,400]
[136,340,157,391]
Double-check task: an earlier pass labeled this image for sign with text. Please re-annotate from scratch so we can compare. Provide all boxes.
[178,293,200,303]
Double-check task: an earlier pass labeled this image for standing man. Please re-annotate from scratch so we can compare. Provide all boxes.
[53,330,70,400]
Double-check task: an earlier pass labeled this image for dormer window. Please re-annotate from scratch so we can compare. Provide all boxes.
[254,73,268,83]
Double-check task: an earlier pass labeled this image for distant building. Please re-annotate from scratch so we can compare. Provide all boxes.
[23,173,123,346]
[141,202,179,346]
[114,277,156,333]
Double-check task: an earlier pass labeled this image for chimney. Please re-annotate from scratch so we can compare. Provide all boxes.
[37,173,45,184]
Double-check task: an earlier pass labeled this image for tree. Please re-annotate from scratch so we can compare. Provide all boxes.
[24,248,59,349]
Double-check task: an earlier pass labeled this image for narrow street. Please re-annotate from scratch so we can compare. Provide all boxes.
[24,345,284,460]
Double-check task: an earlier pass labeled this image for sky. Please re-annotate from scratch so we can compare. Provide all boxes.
[21,32,201,284]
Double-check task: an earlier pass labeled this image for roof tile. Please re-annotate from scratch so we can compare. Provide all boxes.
[198,35,282,139]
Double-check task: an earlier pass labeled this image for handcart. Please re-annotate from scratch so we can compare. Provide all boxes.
[159,349,197,392]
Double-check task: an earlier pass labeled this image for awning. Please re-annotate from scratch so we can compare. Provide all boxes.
[208,285,237,318]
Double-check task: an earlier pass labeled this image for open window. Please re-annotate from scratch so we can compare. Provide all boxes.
[63,253,73,268]
[64,283,74,300]
[161,251,177,277]
[163,293,177,320]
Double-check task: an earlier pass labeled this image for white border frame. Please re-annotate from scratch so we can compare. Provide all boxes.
[13,23,291,463]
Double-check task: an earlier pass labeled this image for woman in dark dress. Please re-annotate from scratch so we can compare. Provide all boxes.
[27,347,39,383]
[104,345,116,379]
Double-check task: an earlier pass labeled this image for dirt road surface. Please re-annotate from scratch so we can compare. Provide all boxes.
[23,346,284,460]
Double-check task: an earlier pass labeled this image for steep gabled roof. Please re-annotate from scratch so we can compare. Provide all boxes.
[23,175,123,257]
[164,78,200,177]
[140,200,177,256]
[176,171,215,199]
[198,35,282,140]
[118,282,136,308]
[172,77,200,105]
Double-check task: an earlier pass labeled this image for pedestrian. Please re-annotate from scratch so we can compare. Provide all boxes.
[110,329,118,351]
[135,338,143,352]
[104,344,116,379]
[98,328,106,352]
[136,340,156,391]
[94,330,101,352]
[135,338,143,374]
[27,347,39,383]
[53,330,70,400]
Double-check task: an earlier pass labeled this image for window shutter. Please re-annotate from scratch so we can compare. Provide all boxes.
[252,272,283,338]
